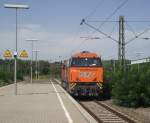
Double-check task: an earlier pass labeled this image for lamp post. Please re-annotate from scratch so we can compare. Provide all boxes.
[4,4,29,95]
[26,39,38,83]
[33,50,40,80]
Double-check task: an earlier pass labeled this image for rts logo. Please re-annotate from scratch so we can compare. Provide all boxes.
[79,72,95,78]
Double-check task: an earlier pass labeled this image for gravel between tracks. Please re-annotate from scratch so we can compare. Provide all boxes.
[101,99,150,123]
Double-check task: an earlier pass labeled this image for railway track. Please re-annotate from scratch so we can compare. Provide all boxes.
[79,101,138,123]
[53,79,138,123]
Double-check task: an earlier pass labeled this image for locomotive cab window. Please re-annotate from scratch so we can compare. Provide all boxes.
[71,58,102,67]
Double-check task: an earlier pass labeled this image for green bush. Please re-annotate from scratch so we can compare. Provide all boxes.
[104,70,123,97]
[103,60,150,107]
[112,64,150,107]
[0,71,14,86]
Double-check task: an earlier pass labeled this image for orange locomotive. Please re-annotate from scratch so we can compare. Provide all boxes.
[61,51,104,96]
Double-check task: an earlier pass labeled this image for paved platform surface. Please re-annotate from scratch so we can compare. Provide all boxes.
[0,80,97,123]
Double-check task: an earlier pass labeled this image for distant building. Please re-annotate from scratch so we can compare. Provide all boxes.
[131,57,150,65]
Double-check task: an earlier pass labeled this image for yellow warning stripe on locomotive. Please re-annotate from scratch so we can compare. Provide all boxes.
[69,83,76,89]
[97,83,103,89]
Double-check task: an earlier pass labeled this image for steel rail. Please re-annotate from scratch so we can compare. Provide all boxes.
[79,101,138,123]
[79,102,103,123]
[95,101,137,123]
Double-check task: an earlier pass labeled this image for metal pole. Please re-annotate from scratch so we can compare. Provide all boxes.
[26,39,38,82]
[14,8,18,95]
[4,4,29,95]
[122,16,125,72]
[38,60,40,79]
[32,50,39,80]
[113,60,116,73]
[119,16,121,67]
[49,59,51,79]
[36,51,39,80]
[31,41,33,83]
[14,58,17,95]
[119,16,125,72]
[35,51,38,80]
[138,63,139,72]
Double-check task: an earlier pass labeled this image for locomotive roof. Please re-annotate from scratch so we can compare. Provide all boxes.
[72,51,100,58]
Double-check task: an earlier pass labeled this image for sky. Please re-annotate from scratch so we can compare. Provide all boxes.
[0,0,150,61]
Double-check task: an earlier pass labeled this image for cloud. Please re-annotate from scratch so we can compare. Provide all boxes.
[0,24,150,61]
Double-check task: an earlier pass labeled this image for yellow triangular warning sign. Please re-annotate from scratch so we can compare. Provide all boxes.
[20,50,28,58]
[3,50,12,58]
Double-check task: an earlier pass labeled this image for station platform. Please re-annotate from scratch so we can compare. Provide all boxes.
[0,80,97,123]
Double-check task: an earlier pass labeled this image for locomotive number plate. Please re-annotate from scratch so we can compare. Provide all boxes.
[79,72,95,78]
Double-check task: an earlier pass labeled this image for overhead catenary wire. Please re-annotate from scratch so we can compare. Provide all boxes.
[67,0,128,58]
[84,0,105,20]
[66,0,150,60]
[97,0,128,29]
[63,0,105,59]
[88,20,118,23]
[87,20,150,23]
[86,19,150,45]
[125,20,150,22]
[81,18,150,46]
[109,21,118,37]
[84,0,128,41]
[81,19,118,43]
[125,21,137,37]
[125,27,150,45]
[78,0,128,48]
[78,0,150,63]
[66,0,105,57]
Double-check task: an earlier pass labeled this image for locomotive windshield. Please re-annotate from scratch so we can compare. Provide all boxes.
[71,58,102,67]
